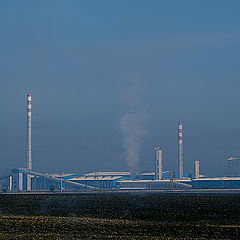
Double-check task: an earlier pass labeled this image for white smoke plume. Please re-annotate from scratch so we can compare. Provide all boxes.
[118,113,146,174]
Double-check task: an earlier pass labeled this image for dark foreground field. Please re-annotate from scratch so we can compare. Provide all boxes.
[0,192,240,239]
[0,215,239,239]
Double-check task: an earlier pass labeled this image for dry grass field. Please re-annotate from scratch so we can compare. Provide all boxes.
[0,215,239,239]
[0,192,239,239]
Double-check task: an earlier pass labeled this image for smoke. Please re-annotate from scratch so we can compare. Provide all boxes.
[118,78,148,174]
[118,113,146,174]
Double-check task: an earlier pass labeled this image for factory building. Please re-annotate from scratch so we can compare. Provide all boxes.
[83,172,131,178]
[67,175,125,189]
[4,92,240,192]
[10,169,97,192]
[9,168,240,191]
[9,168,192,192]
[227,158,240,177]
[82,171,176,181]
[116,179,192,190]
[192,177,240,189]
[11,169,29,191]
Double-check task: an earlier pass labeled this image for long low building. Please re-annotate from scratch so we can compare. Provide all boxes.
[10,169,97,192]
[192,177,240,189]
[6,169,240,192]
[68,175,125,189]
[116,179,192,190]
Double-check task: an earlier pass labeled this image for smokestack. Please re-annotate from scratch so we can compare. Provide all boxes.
[27,92,32,170]
[155,147,162,180]
[178,121,183,179]
[194,160,199,179]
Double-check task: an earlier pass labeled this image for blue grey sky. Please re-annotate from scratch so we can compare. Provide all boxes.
[0,1,239,176]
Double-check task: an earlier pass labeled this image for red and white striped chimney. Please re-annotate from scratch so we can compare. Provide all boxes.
[178,121,183,179]
[27,92,32,170]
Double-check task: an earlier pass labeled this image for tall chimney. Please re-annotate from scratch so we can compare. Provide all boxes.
[178,121,183,179]
[155,147,162,180]
[194,160,199,179]
[27,92,32,170]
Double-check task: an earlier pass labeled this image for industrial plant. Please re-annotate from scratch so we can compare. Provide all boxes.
[1,93,240,192]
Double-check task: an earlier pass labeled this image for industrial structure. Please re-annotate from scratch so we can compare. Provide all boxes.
[227,157,240,177]
[27,92,32,171]
[178,121,183,179]
[194,160,200,179]
[155,148,162,180]
[26,92,32,191]
[11,169,97,191]
[2,93,240,192]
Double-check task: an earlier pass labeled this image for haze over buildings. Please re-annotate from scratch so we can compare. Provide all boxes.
[0,1,240,177]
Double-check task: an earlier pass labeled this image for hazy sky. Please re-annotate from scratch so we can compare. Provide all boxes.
[0,1,239,177]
